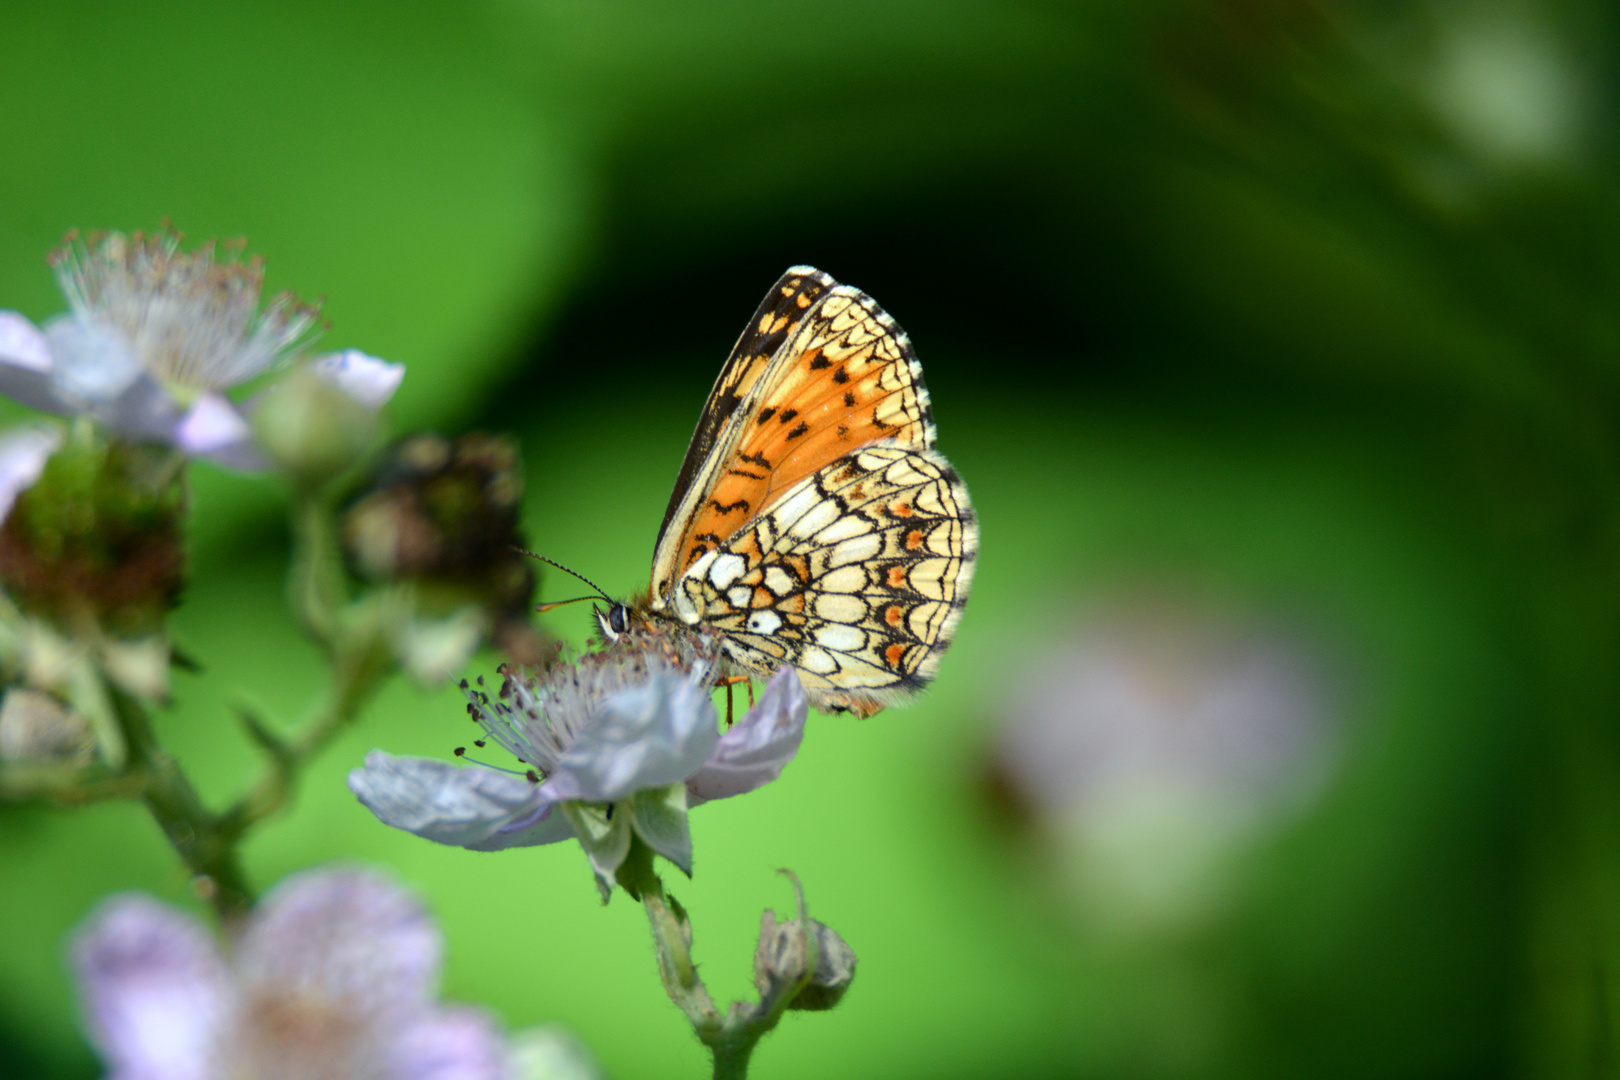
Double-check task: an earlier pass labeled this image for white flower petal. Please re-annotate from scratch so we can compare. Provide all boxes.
[0,424,59,523]
[236,867,443,1017]
[542,670,720,804]
[43,316,142,403]
[311,348,405,410]
[71,895,231,1080]
[388,1006,510,1080]
[174,392,250,454]
[172,391,269,469]
[349,750,570,850]
[102,376,185,442]
[0,313,71,413]
[687,665,808,806]
[0,311,52,372]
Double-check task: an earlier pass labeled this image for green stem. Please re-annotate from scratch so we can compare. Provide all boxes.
[630,848,817,1080]
[0,761,147,804]
[216,648,389,842]
[109,685,255,923]
[218,483,392,839]
[287,488,346,648]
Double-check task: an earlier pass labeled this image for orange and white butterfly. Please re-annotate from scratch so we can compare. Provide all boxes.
[598,267,978,718]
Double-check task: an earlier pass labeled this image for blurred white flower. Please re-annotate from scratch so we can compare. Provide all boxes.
[0,230,403,469]
[0,423,60,523]
[71,866,547,1080]
[350,651,807,900]
[991,606,1337,933]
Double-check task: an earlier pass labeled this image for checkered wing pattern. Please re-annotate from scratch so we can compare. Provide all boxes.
[644,266,976,717]
[667,443,976,717]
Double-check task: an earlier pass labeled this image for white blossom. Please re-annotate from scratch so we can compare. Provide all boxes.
[0,230,403,469]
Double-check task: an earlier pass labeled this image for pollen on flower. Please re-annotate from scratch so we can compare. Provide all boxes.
[459,633,723,785]
[48,227,321,393]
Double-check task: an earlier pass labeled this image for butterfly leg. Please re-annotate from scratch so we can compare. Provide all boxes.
[717,675,750,728]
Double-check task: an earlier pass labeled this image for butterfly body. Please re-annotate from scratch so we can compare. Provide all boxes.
[606,267,977,717]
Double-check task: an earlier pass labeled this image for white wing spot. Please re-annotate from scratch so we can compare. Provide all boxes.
[747,610,783,635]
[708,553,747,590]
[814,624,866,653]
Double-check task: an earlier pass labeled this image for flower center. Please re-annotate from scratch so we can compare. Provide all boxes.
[49,229,319,394]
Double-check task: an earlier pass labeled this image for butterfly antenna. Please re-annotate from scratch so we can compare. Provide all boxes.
[512,547,613,603]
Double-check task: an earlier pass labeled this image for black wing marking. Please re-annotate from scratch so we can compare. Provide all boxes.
[653,266,835,557]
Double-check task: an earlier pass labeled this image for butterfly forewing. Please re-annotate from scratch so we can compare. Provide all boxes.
[651,281,936,601]
[653,266,834,583]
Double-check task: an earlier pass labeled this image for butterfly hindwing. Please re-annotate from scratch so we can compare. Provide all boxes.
[668,442,977,716]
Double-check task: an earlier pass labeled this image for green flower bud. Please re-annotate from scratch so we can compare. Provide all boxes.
[251,364,381,482]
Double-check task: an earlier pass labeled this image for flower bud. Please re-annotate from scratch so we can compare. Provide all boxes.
[251,364,381,482]
[0,686,92,763]
[342,432,542,663]
[753,909,857,1012]
[0,422,183,637]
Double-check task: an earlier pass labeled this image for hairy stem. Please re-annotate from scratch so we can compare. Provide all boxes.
[628,845,817,1080]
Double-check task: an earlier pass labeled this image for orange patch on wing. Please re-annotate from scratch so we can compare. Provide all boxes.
[887,566,908,588]
[905,529,925,551]
[661,287,930,581]
[884,605,904,627]
[884,642,907,667]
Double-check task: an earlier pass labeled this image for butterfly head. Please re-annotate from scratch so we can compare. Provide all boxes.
[595,602,632,642]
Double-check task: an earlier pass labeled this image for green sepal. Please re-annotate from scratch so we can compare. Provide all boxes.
[562,799,631,903]
[630,781,693,877]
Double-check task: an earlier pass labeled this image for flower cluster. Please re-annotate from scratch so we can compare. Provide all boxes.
[351,637,808,900]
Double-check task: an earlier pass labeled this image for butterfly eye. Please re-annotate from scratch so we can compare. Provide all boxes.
[608,604,630,635]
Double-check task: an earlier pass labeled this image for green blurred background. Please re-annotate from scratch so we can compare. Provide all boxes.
[3,1,1620,1076]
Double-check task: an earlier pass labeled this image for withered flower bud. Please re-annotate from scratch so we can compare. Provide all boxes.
[341,433,541,664]
[753,909,857,1012]
[0,687,93,763]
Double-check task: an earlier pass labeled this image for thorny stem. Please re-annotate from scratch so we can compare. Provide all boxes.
[109,684,256,924]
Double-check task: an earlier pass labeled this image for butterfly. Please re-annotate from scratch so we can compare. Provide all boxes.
[598,267,978,718]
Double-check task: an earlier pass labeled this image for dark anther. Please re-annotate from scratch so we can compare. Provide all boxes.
[526,770,540,783]
[474,739,487,748]
[454,747,466,756]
